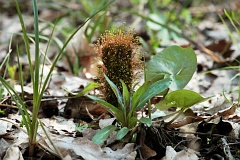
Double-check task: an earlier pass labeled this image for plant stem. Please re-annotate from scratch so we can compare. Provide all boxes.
[29,0,40,157]
[166,109,184,125]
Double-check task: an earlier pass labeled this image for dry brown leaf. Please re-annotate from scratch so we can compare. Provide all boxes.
[168,116,204,129]
[191,93,232,115]
[206,40,233,59]
[217,103,237,117]
[64,96,108,120]
[42,136,136,160]
[139,143,157,159]
[49,72,91,96]
[41,116,76,135]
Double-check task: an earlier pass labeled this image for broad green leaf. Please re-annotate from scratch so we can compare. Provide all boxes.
[75,82,101,97]
[155,89,209,110]
[135,78,171,110]
[92,125,117,144]
[139,117,152,127]
[120,80,130,110]
[146,46,197,90]
[116,127,130,140]
[104,74,124,109]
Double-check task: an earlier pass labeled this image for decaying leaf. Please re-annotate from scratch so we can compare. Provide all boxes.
[3,146,24,160]
[42,136,136,160]
[161,146,198,160]
[41,116,76,135]
[191,93,233,115]
[217,103,237,117]
[0,119,12,136]
[206,39,233,60]
[64,96,108,120]
[168,116,204,129]
[0,138,9,158]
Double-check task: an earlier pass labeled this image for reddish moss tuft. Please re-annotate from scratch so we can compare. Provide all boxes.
[96,28,142,107]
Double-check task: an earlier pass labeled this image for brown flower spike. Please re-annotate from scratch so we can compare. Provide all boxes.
[96,28,142,107]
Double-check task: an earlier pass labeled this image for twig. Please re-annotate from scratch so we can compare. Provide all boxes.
[222,137,234,160]
[0,103,18,109]
[166,130,239,140]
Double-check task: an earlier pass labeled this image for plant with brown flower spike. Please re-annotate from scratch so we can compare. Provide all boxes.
[84,27,172,144]
[96,28,142,107]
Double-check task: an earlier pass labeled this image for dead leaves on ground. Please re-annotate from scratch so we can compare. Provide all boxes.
[0,116,137,160]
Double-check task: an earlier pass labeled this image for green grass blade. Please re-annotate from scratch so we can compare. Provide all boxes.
[0,35,13,79]
[16,45,24,100]
[0,77,31,134]
[0,31,63,50]
[15,0,34,86]
[104,74,124,109]
[32,0,39,96]
[30,0,40,144]
[120,80,130,126]
[39,121,63,159]
[40,18,58,90]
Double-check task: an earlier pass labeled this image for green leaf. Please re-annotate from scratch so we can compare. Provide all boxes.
[0,109,4,115]
[75,82,101,97]
[75,123,88,132]
[155,89,209,110]
[116,127,130,140]
[139,117,152,127]
[136,78,171,110]
[85,94,125,124]
[131,81,151,110]
[128,117,138,129]
[92,125,117,145]
[121,80,130,109]
[146,46,197,90]
[104,74,124,109]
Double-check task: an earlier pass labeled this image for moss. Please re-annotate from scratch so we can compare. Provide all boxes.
[96,28,142,107]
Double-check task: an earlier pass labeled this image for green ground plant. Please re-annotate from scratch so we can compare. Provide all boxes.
[84,41,208,144]
[88,74,171,144]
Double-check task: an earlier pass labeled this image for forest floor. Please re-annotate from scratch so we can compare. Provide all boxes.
[1,0,240,160]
